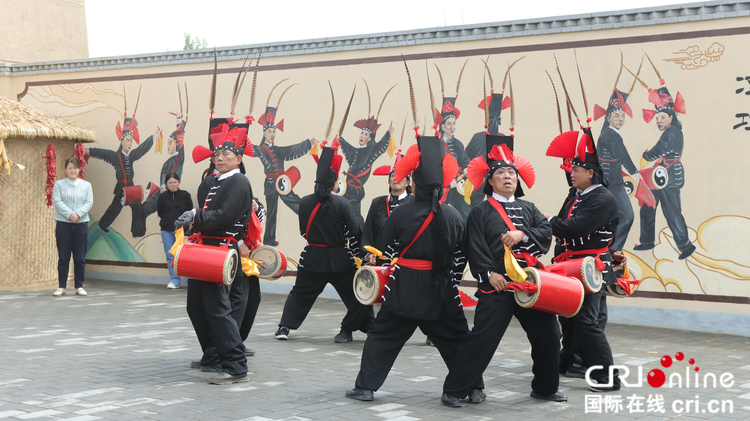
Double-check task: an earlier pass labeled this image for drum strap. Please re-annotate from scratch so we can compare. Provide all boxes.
[566,194,580,219]
[396,211,433,268]
[487,198,540,268]
[553,247,609,271]
[344,167,371,189]
[117,153,133,185]
[656,157,681,169]
[305,202,343,248]
[262,144,282,177]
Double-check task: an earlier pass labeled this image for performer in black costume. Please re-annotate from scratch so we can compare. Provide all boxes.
[274,145,374,343]
[250,95,312,246]
[87,113,159,237]
[634,84,695,259]
[339,117,393,227]
[436,97,471,220]
[361,152,413,264]
[545,130,621,392]
[442,135,567,407]
[594,87,638,252]
[143,116,187,220]
[178,120,255,385]
[346,135,470,402]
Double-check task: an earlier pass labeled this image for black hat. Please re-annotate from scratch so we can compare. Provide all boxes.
[643,86,686,122]
[546,127,604,185]
[466,134,535,198]
[594,89,632,121]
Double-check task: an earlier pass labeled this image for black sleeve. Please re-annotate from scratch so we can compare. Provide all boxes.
[87,148,119,167]
[130,135,154,161]
[522,202,553,257]
[613,134,638,175]
[360,198,379,257]
[643,128,677,162]
[549,191,617,238]
[466,206,495,282]
[279,139,312,161]
[341,199,363,256]
[450,218,467,284]
[193,180,252,232]
[156,194,165,219]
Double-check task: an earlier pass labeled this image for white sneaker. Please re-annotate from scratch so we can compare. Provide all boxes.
[53,288,65,297]
[167,283,180,289]
[75,288,87,296]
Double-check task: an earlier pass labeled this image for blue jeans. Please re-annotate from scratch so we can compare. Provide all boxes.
[161,231,184,286]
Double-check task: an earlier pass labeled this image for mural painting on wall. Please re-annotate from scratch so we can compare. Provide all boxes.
[17,37,750,299]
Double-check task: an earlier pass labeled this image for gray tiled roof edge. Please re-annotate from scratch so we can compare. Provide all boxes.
[1,1,748,77]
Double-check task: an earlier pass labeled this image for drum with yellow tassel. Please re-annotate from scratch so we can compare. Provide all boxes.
[546,256,602,295]
[608,265,639,298]
[250,246,287,279]
[353,266,393,305]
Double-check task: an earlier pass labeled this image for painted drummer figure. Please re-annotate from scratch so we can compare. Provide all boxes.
[544,129,622,392]
[346,135,470,403]
[274,145,375,343]
[177,121,255,385]
[441,135,567,407]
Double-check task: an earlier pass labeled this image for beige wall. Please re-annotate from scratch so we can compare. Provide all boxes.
[0,0,88,63]
[2,5,749,332]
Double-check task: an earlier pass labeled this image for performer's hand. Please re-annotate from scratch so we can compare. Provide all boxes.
[543,212,552,219]
[238,243,250,258]
[612,250,627,264]
[160,188,167,193]
[501,231,525,247]
[366,253,376,265]
[388,123,394,134]
[84,148,89,155]
[155,127,163,138]
[69,212,80,223]
[252,199,258,213]
[175,210,195,230]
[488,272,508,292]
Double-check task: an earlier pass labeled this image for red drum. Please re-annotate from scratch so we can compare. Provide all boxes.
[639,165,669,190]
[622,171,636,198]
[250,245,287,279]
[173,243,238,285]
[353,266,393,305]
[514,267,584,317]
[121,185,144,206]
[547,256,602,295]
[608,265,638,298]
[275,166,301,196]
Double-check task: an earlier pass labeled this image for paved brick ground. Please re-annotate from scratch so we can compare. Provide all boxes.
[2,279,750,420]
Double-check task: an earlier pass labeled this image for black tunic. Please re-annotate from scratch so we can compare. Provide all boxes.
[549,186,619,285]
[597,127,637,186]
[159,145,186,189]
[377,202,467,321]
[360,193,414,256]
[298,194,362,273]
[642,124,684,189]
[466,198,551,293]
[89,135,155,194]
[192,170,254,247]
[339,133,390,197]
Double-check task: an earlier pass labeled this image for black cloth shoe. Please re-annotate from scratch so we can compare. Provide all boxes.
[334,329,353,343]
[275,326,290,340]
[679,243,696,260]
[208,372,249,385]
[441,392,462,408]
[345,387,374,401]
[633,243,655,251]
[565,362,587,379]
[244,348,255,357]
[531,391,568,402]
[190,360,201,369]
[589,383,621,392]
[467,389,486,404]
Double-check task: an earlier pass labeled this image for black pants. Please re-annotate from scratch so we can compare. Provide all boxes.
[342,186,366,228]
[639,188,690,252]
[354,294,471,392]
[263,190,302,245]
[559,294,608,372]
[278,268,374,333]
[239,276,261,342]
[608,183,634,251]
[55,221,89,289]
[186,278,247,375]
[559,289,618,386]
[446,188,471,221]
[100,188,146,237]
[444,292,560,398]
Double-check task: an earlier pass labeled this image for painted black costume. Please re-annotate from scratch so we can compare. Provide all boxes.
[339,133,391,226]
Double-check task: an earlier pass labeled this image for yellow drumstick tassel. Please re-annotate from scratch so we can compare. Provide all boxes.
[364,245,383,258]
[622,262,630,279]
[640,156,649,170]
[504,244,528,283]
[462,179,474,205]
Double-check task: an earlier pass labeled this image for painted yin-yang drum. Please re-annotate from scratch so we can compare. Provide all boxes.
[353,265,392,305]
[546,256,603,294]
[275,166,301,196]
[608,265,639,298]
[249,245,287,279]
[514,267,585,317]
[333,178,347,196]
[121,185,144,206]
[622,171,636,198]
[173,243,238,285]
[639,165,669,190]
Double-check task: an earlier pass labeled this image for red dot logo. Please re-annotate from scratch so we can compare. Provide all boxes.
[660,355,673,368]
[689,358,695,365]
[675,352,684,361]
[648,369,666,388]
[695,367,700,372]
